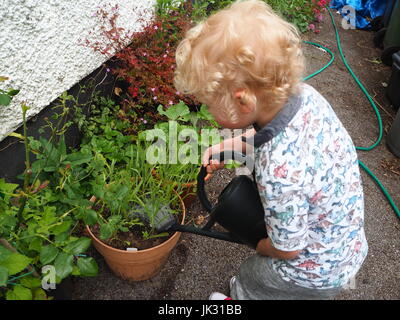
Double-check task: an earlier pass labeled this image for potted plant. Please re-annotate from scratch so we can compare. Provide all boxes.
[84,141,186,281]
[140,102,219,206]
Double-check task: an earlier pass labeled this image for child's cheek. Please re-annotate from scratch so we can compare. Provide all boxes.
[210,112,228,127]
[215,118,230,128]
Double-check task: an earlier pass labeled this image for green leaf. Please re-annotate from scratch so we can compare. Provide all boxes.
[88,157,106,171]
[0,244,12,262]
[0,266,8,286]
[54,231,69,244]
[58,136,67,158]
[0,178,18,201]
[77,257,99,277]
[33,288,48,300]
[0,94,11,106]
[19,276,42,289]
[7,89,20,97]
[65,152,93,166]
[0,253,32,276]
[99,223,113,240]
[54,252,74,280]
[108,215,122,226]
[39,206,58,226]
[71,265,80,276]
[158,102,190,121]
[40,245,59,265]
[8,132,25,140]
[6,285,33,300]
[198,104,215,121]
[50,220,72,235]
[81,208,98,226]
[64,237,91,255]
[115,185,129,200]
[28,237,43,253]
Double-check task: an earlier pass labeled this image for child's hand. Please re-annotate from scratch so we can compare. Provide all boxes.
[206,160,225,174]
[202,130,256,174]
[202,144,225,174]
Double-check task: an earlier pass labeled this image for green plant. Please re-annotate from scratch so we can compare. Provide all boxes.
[156,0,184,16]
[87,140,180,243]
[265,0,312,32]
[73,96,182,243]
[90,166,144,241]
[0,77,19,107]
[0,99,99,300]
[140,101,222,184]
[187,0,328,33]
[190,0,234,21]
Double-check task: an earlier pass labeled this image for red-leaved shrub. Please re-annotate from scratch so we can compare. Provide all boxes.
[83,2,200,129]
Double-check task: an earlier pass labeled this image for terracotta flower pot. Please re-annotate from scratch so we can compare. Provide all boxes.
[86,195,186,281]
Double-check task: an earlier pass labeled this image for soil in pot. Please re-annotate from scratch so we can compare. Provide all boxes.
[90,222,171,251]
[90,203,183,251]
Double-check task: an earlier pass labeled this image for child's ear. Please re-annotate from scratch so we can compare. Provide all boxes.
[234,89,255,114]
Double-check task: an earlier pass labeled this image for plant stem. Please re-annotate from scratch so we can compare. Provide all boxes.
[22,105,31,189]
[30,96,71,188]
[17,104,31,222]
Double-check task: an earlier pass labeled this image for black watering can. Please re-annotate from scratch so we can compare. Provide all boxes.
[158,152,267,248]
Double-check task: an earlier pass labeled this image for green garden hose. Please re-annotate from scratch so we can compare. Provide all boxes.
[303,40,335,81]
[302,7,400,219]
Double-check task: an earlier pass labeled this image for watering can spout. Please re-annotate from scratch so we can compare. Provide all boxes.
[167,224,244,245]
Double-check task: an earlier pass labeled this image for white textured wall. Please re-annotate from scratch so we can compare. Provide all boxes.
[0,0,156,141]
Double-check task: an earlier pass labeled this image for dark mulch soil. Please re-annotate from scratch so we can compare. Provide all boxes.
[89,201,185,251]
[90,223,172,251]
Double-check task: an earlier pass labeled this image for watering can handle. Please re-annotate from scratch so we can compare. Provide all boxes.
[197,151,251,213]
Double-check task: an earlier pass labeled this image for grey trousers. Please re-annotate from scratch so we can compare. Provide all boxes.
[230,254,342,300]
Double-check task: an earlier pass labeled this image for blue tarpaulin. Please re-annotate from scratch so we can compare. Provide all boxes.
[330,0,388,29]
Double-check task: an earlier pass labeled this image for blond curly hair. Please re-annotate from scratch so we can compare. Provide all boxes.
[174,0,305,123]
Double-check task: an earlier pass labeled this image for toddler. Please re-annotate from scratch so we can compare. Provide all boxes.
[174,0,368,300]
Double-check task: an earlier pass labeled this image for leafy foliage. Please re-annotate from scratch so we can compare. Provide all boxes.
[0,77,20,107]
[0,96,99,300]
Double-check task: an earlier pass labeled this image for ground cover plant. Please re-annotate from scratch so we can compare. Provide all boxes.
[0,93,98,300]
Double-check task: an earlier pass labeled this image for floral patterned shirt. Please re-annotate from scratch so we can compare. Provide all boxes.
[254,83,368,289]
